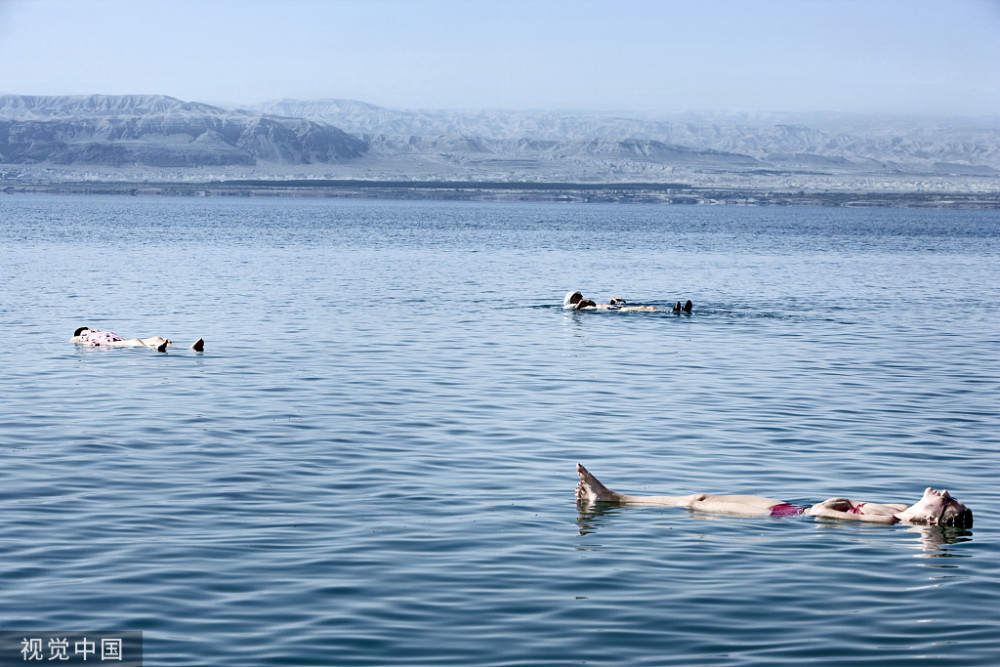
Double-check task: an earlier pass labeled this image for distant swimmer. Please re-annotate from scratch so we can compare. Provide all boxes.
[72,327,204,352]
[564,291,692,313]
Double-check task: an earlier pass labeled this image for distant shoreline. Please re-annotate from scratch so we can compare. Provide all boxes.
[3,179,998,209]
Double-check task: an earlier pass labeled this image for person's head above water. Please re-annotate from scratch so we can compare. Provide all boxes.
[74,327,90,337]
[564,291,584,308]
[899,487,973,527]
[564,291,595,309]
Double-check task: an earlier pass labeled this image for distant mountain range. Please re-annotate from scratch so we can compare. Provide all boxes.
[252,97,1000,172]
[1,94,998,190]
[0,95,365,167]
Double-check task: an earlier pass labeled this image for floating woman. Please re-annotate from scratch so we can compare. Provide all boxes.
[575,464,972,527]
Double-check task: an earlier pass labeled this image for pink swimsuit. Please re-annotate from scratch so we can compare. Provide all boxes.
[770,501,869,517]
[78,329,125,346]
[770,503,806,517]
[847,503,867,515]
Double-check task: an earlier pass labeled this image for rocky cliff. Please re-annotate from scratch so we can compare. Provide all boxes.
[0,95,367,167]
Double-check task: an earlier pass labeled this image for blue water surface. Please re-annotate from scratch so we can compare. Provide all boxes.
[1,195,998,666]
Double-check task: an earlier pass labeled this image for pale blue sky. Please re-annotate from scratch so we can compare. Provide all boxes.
[0,0,997,115]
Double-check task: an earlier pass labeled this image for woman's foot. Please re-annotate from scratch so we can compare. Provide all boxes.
[576,464,624,503]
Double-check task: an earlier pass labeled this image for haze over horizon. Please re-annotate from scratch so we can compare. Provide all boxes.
[0,0,998,117]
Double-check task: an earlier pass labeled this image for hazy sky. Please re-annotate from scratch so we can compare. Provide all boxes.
[0,0,998,115]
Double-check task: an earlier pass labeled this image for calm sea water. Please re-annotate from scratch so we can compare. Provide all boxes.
[1,194,998,666]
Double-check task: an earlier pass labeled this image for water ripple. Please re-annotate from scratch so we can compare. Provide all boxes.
[0,197,997,666]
